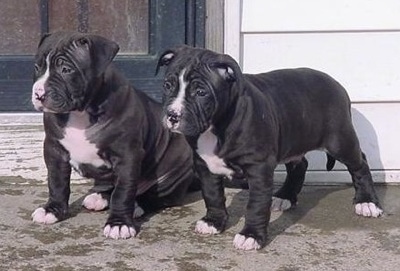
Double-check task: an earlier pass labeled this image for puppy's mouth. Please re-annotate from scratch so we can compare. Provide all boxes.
[163,116,183,134]
[41,107,63,114]
[32,92,69,113]
[34,105,66,114]
[32,100,71,114]
[32,101,44,112]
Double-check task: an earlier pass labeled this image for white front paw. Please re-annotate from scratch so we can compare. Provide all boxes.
[271,197,292,211]
[233,234,261,250]
[31,207,58,224]
[103,224,136,239]
[82,193,108,211]
[194,220,220,235]
[355,202,383,217]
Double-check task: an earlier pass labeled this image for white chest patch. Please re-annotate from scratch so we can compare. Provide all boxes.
[59,111,107,169]
[196,128,234,178]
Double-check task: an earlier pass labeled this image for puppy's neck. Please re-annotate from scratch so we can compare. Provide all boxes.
[212,83,242,127]
[67,111,91,129]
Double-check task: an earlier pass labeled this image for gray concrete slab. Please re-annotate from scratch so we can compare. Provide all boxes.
[0,179,399,271]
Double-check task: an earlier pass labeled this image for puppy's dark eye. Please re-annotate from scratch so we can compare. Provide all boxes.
[77,38,88,46]
[62,67,73,74]
[195,88,207,97]
[34,64,40,73]
[163,81,173,92]
[55,57,73,74]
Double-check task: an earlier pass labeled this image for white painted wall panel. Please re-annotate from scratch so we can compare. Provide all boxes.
[224,0,241,63]
[242,32,400,102]
[242,0,400,32]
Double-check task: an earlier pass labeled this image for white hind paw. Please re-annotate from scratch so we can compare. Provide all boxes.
[195,220,220,235]
[133,202,145,218]
[82,193,108,211]
[355,202,383,217]
[271,196,292,211]
[233,234,261,250]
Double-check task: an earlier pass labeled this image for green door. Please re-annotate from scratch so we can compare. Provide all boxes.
[0,0,205,112]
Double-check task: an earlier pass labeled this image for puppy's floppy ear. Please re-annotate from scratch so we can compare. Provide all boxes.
[210,63,237,82]
[155,49,175,75]
[209,54,244,87]
[37,33,52,48]
[75,35,120,76]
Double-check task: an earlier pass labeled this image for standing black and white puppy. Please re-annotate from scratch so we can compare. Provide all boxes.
[156,45,383,250]
[31,32,196,239]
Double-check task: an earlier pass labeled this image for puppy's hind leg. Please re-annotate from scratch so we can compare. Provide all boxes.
[326,129,383,218]
[347,152,383,217]
[271,157,308,211]
[83,178,114,211]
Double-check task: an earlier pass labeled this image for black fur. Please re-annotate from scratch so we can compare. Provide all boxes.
[157,45,382,249]
[32,33,196,236]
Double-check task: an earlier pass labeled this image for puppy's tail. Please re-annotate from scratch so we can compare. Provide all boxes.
[326,154,336,171]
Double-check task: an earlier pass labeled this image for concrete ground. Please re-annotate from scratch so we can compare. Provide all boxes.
[1,115,399,270]
[0,180,399,271]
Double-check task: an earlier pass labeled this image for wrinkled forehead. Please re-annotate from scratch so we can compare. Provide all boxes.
[165,54,197,73]
[36,33,88,64]
[165,50,217,78]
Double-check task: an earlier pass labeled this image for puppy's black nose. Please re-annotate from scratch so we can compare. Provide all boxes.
[35,93,45,102]
[167,110,180,125]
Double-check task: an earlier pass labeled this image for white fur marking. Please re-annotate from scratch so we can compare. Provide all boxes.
[355,202,383,218]
[195,220,220,235]
[162,52,174,62]
[133,202,145,218]
[197,128,234,178]
[82,193,108,211]
[83,193,144,217]
[166,69,187,129]
[59,111,107,169]
[233,234,261,250]
[271,197,292,211]
[103,224,136,239]
[32,55,50,110]
[32,207,58,224]
[216,66,234,79]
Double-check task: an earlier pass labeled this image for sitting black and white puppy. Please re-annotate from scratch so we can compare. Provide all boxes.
[31,32,196,239]
[156,45,383,250]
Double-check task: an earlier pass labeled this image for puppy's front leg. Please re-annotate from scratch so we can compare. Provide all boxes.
[194,155,228,235]
[103,154,142,240]
[233,163,274,250]
[32,139,72,224]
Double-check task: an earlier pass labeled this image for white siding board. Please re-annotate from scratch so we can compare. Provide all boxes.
[242,32,400,102]
[242,0,400,32]
[224,0,242,63]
